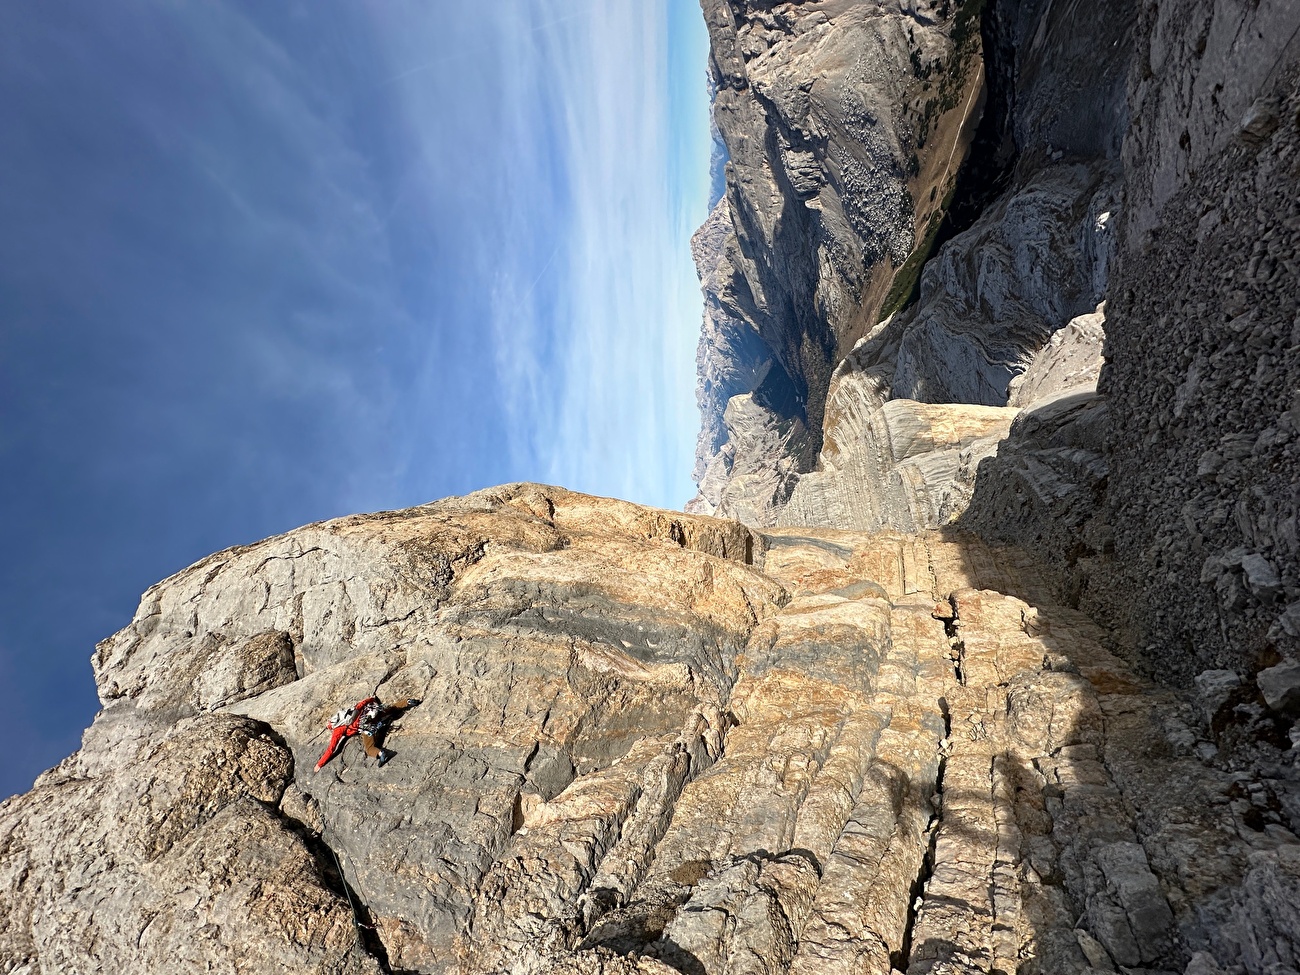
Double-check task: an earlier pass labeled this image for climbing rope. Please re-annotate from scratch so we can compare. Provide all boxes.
[328,841,373,942]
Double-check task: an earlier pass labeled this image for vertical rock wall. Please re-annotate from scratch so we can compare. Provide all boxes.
[849,0,1131,409]
[692,0,1300,695]
[692,0,1134,530]
[1099,0,1300,680]
[691,0,988,521]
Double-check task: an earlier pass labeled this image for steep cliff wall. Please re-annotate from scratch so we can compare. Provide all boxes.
[677,0,1300,963]
[1100,1,1300,682]
[963,0,1300,687]
[694,0,1300,697]
[8,486,1300,974]
[690,0,988,522]
[694,0,1131,528]
[854,0,1132,409]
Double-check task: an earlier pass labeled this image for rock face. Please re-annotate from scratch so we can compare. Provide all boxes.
[1097,0,1300,681]
[959,303,1111,607]
[1,711,377,975]
[861,166,1115,408]
[777,365,1020,533]
[692,0,1132,525]
[1004,304,1105,409]
[962,0,1300,684]
[692,0,1300,691]
[690,0,988,519]
[7,486,1300,974]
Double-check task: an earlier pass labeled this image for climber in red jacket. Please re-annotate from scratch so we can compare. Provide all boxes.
[314,695,420,771]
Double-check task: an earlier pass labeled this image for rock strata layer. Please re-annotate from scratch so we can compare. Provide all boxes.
[690,0,987,519]
[5,486,1300,973]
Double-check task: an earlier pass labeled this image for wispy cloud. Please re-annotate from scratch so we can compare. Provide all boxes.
[452,2,711,509]
[560,5,710,509]
[541,5,696,506]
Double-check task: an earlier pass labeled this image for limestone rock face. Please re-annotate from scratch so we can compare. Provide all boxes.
[7,488,1300,973]
[1006,304,1106,410]
[691,198,776,489]
[690,0,987,513]
[691,0,1300,694]
[761,301,1104,539]
[921,0,1300,690]
[864,0,1134,411]
[3,486,779,974]
[674,0,1300,966]
[863,165,1116,407]
[1121,0,1300,245]
[1,711,380,975]
[776,353,1020,532]
[956,304,1111,601]
[688,389,816,525]
[933,1,1298,672]
[691,0,1134,523]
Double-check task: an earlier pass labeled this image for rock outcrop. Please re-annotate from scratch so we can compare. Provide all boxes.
[1097,0,1300,681]
[776,372,1019,532]
[960,0,1300,689]
[680,0,1300,965]
[6,486,1300,973]
[690,0,988,519]
[1005,304,1105,410]
[959,303,1111,608]
[691,0,1300,691]
[690,0,1134,522]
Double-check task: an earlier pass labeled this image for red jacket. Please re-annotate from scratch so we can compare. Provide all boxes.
[314,697,378,771]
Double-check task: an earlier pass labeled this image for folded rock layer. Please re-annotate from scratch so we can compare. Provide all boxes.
[5,486,1300,973]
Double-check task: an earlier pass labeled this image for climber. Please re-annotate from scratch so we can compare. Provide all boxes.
[314,695,420,771]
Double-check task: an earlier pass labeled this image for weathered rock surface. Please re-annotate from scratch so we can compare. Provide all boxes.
[1096,0,1300,681]
[693,0,1300,694]
[768,302,1104,538]
[690,0,988,513]
[1007,304,1106,410]
[692,0,1133,522]
[6,487,1300,973]
[958,330,1112,608]
[691,197,780,491]
[776,357,1019,532]
[859,165,1116,408]
[680,0,1300,967]
[953,0,1300,692]
[689,386,816,526]
[0,711,381,975]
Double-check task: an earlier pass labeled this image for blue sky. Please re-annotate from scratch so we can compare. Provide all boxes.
[0,2,713,799]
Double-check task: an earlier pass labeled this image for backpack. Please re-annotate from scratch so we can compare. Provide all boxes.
[356,699,385,735]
